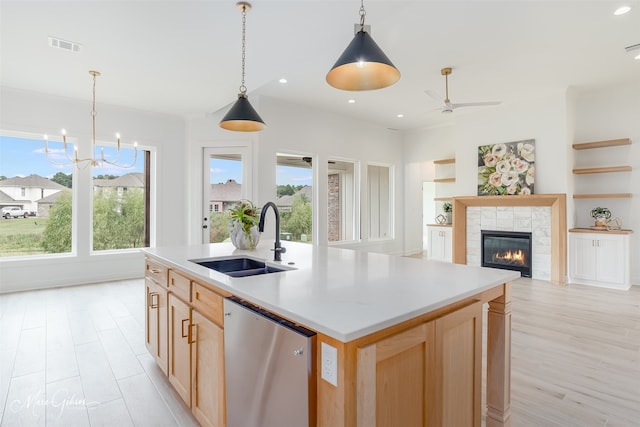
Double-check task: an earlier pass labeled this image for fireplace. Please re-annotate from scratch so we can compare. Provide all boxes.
[481,230,532,277]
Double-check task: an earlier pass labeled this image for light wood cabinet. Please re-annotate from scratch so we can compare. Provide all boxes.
[145,278,168,375]
[355,301,482,427]
[169,293,192,405]
[191,310,226,427]
[568,229,632,289]
[428,225,452,262]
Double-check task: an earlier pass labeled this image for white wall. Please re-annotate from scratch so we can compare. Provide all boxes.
[0,87,186,293]
[187,95,405,255]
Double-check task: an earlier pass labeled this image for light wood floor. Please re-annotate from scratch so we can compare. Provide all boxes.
[1,278,638,426]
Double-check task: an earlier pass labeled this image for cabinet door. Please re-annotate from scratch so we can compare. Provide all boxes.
[191,311,225,427]
[145,278,168,375]
[442,228,452,263]
[569,234,597,281]
[428,228,443,261]
[433,302,483,427]
[356,323,432,427]
[169,294,192,406]
[595,236,624,284]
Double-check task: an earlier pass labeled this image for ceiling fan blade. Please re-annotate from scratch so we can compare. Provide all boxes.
[424,89,443,103]
[451,101,501,109]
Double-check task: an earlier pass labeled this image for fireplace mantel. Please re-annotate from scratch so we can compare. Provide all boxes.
[452,194,567,284]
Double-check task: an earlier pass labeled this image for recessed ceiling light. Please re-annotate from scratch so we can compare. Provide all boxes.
[348,99,356,104]
[614,6,631,15]
[396,114,404,118]
[279,78,287,84]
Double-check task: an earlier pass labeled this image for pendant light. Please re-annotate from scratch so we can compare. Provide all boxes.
[326,0,400,91]
[220,2,265,132]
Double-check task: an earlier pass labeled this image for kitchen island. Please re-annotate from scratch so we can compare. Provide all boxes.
[143,241,518,427]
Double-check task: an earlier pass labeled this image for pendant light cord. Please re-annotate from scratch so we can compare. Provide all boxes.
[240,4,247,95]
[359,0,366,30]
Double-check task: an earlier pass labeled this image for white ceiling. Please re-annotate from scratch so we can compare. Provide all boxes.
[1,1,639,131]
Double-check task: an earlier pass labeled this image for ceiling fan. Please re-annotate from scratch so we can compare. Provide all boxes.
[425,67,501,113]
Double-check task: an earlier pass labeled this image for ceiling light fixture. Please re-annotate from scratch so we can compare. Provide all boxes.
[614,6,631,15]
[625,43,640,59]
[219,2,265,132]
[348,99,356,103]
[326,0,400,91]
[44,70,137,169]
[279,78,287,84]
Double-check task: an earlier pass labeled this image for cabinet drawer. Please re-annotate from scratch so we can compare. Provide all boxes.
[145,259,168,287]
[192,283,224,327]
[168,270,191,302]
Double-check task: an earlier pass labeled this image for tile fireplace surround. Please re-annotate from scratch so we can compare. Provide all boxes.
[452,194,567,284]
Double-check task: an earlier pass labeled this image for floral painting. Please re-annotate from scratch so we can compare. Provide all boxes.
[477,140,535,196]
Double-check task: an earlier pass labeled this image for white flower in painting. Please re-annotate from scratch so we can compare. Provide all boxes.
[526,166,535,185]
[518,143,535,162]
[484,154,499,167]
[513,158,529,173]
[519,187,531,195]
[492,144,507,158]
[501,170,519,186]
[489,172,503,187]
[504,152,516,162]
[507,183,519,195]
[496,159,511,174]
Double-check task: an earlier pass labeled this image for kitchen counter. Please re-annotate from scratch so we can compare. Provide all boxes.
[142,241,519,342]
[143,241,517,426]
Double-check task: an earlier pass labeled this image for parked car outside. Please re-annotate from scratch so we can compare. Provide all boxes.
[2,206,30,219]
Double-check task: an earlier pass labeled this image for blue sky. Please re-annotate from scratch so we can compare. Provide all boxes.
[0,135,143,178]
[210,157,313,186]
[1,135,312,186]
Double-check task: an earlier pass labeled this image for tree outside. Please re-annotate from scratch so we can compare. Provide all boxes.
[281,193,312,242]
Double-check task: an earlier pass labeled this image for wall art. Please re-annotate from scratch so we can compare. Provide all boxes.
[477,139,535,195]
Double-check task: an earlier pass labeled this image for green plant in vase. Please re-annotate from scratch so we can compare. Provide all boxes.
[228,200,260,249]
[442,202,453,224]
[590,207,611,227]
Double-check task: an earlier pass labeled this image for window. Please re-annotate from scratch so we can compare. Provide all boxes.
[0,133,74,257]
[92,145,149,251]
[368,164,392,240]
[206,151,246,244]
[328,159,357,242]
[276,154,313,243]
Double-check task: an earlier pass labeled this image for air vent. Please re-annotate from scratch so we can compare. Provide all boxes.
[48,36,82,53]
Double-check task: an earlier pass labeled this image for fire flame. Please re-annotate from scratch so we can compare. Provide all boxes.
[494,250,526,265]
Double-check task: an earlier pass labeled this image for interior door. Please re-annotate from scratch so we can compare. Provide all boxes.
[202,146,252,243]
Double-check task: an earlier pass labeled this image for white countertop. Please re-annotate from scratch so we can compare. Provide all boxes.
[142,241,519,342]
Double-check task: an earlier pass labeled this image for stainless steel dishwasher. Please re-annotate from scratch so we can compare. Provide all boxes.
[223,296,316,427]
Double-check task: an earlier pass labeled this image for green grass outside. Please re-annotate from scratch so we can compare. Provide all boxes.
[0,217,49,256]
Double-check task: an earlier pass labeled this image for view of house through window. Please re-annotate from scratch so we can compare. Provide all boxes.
[0,134,74,256]
[208,154,243,243]
[276,154,313,243]
[92,146,148,251]
[328,160,357,242]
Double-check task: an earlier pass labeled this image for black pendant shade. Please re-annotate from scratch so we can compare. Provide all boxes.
[326,30,400,91]
[219,93,266,132]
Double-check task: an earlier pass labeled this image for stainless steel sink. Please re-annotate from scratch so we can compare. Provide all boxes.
[190,257,288,278]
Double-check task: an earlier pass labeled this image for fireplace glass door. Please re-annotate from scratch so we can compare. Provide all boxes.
[481,230,532,277]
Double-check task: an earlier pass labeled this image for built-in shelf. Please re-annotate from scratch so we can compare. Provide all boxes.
[572,138,630,150]
[434,197,453,202]
[434,178,456,183]
[573,193,632,199]
[572,166,632,174]
[433,158,456,165]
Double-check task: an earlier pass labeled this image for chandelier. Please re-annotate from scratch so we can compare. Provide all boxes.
[44,70,138,169]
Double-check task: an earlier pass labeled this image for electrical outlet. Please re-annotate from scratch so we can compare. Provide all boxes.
[321,342,338,386]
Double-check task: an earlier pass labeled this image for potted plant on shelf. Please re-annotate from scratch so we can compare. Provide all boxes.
[590,207,611,228]
[228,200,261,250]
[442,202,453,224]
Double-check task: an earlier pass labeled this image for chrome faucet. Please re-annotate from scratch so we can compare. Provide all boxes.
[258,202,286,262]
